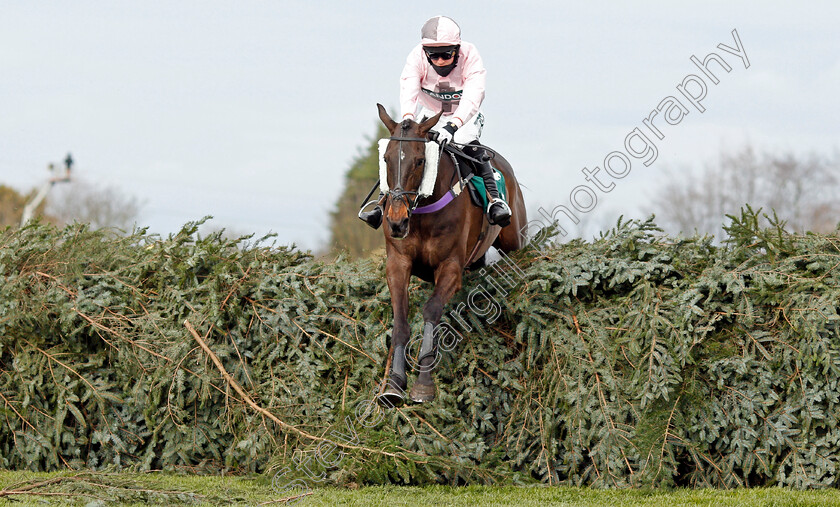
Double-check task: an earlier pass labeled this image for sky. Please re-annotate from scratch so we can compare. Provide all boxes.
[2,1,838,251]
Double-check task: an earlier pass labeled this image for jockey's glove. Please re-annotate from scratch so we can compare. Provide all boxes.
[436,121,459,145]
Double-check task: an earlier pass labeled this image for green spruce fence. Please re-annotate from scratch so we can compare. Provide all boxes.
[1,210,839,488]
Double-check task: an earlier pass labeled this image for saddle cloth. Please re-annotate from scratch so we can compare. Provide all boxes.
[467,169,507,210]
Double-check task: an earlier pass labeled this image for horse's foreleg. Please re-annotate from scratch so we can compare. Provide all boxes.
[411,259,463,403]
[379,257,411,408]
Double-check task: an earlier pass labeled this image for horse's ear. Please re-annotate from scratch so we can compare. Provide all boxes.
[377,104,398,133]
[418,111,444,134]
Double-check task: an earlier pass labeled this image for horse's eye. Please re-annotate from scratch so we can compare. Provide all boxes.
[416,158,425,167]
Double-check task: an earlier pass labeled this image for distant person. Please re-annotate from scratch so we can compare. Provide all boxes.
[360,15,511,229]
[64,153,73,174]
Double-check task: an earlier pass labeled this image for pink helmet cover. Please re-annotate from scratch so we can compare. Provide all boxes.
[421,16,461,47]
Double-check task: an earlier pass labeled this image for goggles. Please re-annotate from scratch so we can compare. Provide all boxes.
[424,48,457,61]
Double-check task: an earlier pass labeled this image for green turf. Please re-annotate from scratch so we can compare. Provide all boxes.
[2,471,840,506]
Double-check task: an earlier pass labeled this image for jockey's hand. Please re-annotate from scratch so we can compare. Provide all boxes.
[435,121,459,145]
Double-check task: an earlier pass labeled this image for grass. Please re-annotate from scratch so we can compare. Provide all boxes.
[2,471,840,506]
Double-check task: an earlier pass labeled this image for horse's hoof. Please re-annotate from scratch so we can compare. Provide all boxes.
[410,382,436,403]
[377,389,406,408]
[378,373,407,409]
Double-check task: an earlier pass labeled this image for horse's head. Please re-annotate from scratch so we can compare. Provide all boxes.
[377,103,443,239]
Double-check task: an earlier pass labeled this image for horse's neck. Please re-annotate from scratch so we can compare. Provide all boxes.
[430,152,459,200]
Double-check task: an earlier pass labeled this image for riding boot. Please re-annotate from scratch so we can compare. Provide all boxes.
[358,192,384,229]
[466,144,512,227]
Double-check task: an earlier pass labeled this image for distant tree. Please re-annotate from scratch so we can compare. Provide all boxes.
[0,185,54,228]
[649,146,840,238]
[0,185,28,227]
[328,123,389,257]
[47,178,142,231]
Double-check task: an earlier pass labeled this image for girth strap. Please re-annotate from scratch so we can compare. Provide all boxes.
[412,178,467,214]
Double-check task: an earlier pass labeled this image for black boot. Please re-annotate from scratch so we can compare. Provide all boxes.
[358,192,384,229]
[467,144,512,227]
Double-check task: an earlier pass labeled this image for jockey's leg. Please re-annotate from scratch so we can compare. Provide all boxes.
[465,142,512,227]
[448,111,511,226]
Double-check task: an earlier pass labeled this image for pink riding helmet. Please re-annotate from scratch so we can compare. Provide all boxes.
[420,16,461,47]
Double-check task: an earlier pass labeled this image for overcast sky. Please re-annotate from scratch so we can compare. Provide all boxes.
[2,2,838,250]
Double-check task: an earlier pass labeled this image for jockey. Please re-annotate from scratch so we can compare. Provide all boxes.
[359,15,512,229]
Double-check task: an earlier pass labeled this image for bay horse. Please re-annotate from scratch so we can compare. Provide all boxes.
[374,103,527,407]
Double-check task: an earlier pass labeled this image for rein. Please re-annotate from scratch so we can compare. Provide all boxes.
[444,142,497,165]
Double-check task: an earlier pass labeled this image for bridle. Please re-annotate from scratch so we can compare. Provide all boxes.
[385,131,432,218]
